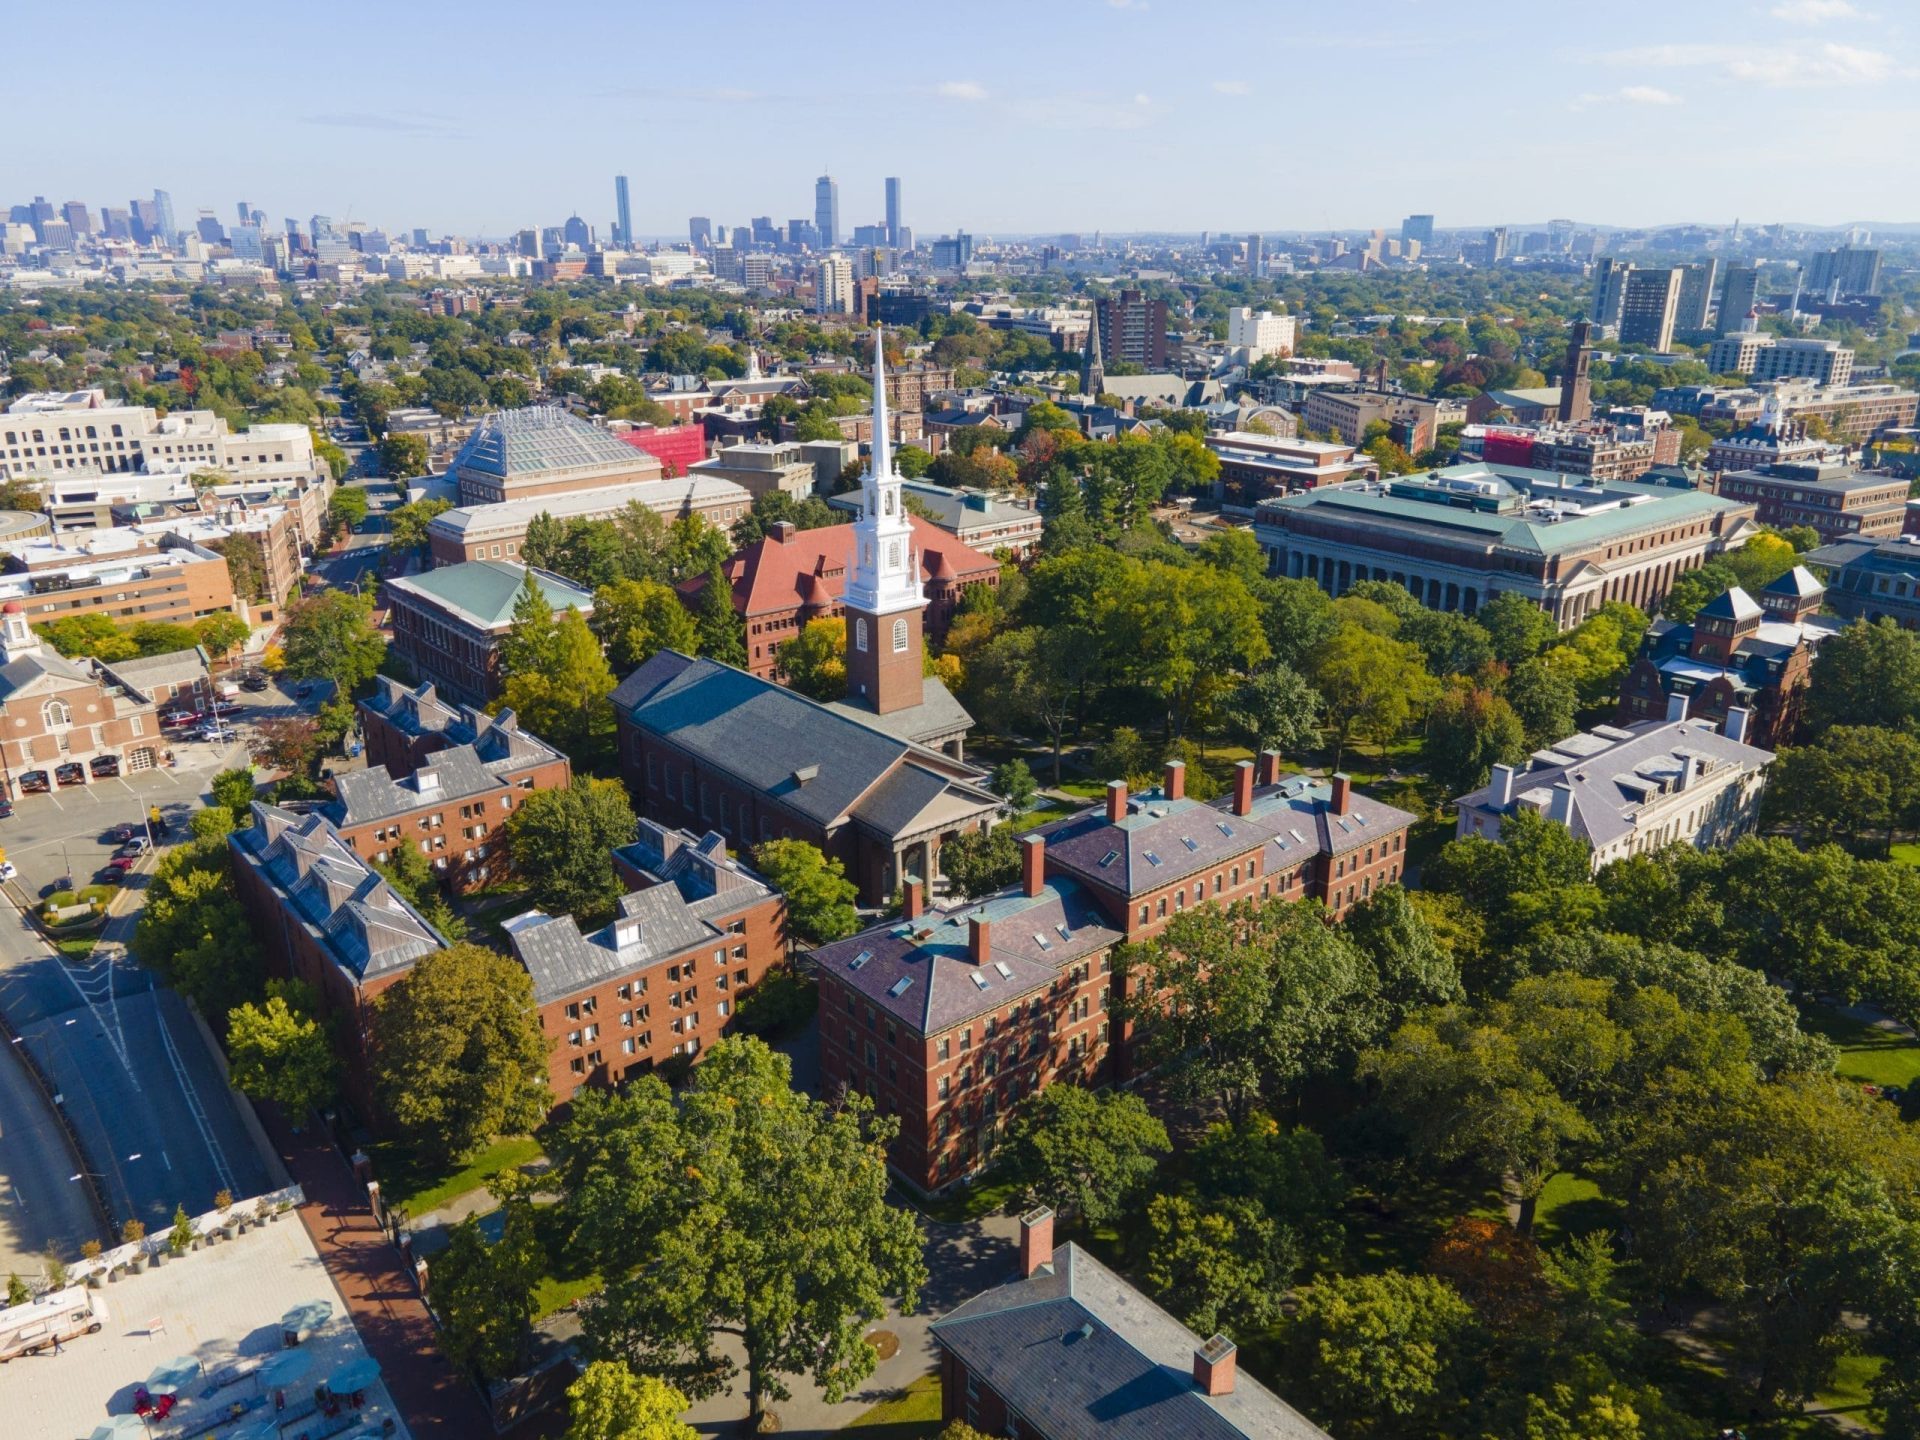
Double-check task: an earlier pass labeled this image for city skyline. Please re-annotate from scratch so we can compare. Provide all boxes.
[6,0,1919,238]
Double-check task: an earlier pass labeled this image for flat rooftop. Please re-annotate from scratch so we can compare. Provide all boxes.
[7,1211,409,1440]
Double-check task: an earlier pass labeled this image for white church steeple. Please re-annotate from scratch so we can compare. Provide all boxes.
[842,326,927,716]
[845,326,920,620]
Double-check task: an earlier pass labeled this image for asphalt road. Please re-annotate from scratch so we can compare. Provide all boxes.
[0,682,330,1256]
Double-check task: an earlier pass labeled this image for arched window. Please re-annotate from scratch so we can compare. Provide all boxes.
[84,425,97,439]
[57,428,70,442]
[883,491,893,516]
[43,700,70,728]
[892,618,909,653]
[854,617,868,652]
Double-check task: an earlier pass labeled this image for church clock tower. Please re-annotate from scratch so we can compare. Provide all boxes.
[843,326,925,716]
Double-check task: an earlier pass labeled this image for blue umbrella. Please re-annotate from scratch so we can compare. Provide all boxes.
[147,1355,201,1389]
[257,1348,310,1388]
[326,1355,381,1394]
[281,1299,331,1333]
[90,1419,148,1440]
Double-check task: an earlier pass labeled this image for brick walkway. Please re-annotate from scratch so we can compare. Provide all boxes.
[266,1108,495,1439]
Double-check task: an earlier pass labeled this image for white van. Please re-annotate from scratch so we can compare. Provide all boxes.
[0,1287,107,1361]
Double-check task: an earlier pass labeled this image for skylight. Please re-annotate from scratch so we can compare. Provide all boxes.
[1180,836,1198,852]
[1144,851,1162,866]
[1033,933,1053,951]
[1099,850,1120,868]
[1055,922,1072,940]
[994,961,1014,979]
[1289,828,1307,844]
[849,950,873,970]
[971,972,991,990]
[1215,821,1233,837]
[887,976,913,998]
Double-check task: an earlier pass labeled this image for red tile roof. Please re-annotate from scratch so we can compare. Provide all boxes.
[723,515,998,619]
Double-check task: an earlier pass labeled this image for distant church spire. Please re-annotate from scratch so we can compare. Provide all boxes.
[1082,301,1105,398]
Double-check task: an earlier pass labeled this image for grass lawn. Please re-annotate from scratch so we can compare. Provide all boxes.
[1889,842,1920,868]
[532,1269,600,1322]
[841,1371,942,1435]
[906,1169,1024,1226]
[1057,779,1108,801]
[1008,798,1078,833]
[1802,1004,1920,1091]
[365,1134,544,1217]
[1811,1351,1883,1425]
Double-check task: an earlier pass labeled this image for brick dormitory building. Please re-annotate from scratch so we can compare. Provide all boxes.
[813,755,1416,1194]
[230,805,789,1116]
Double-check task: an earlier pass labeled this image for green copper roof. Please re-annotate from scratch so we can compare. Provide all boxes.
[390,560,593,630]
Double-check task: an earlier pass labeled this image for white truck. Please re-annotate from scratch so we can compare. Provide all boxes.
[0,1286,106,1361]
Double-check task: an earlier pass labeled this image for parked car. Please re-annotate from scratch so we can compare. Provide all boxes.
[17,772,48,794]
[209,701,240,718]
[53,763,86,787]
[239,672,269,692]
[89,754,120,778]
[294,681,318,699]
[160,711,195,729]
[117,837,151,857]
[108,852,140,873]
[0,799,13,819]
[193,726,234,743]
[0,862,15,882]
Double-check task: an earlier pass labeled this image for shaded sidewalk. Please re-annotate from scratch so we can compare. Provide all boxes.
[265,1107,495,1439]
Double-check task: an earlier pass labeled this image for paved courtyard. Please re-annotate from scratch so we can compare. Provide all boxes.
[6,1204,407,1440]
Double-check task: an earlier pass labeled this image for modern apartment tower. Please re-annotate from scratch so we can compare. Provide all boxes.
[614,175,632,247]
[1719,266,1760,335]
[885,176,903,247]
[1619,267,1683,352]
[1402,214,1435,247]
[1806,245,1883,298]
[814,173,840,249]
[1675,260,1720,334]
[152,189,177,245]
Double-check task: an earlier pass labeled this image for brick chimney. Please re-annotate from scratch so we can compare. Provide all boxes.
[1105,779,1128,824]
[1194,1334,1237,1396]
[1019,1206,1055,1277]
[1163,759,1185,801]
[769,519,796,544]
[1020,834,1046,898]
[1232,760,1254,817]
[1257,750,1283,787]
[903,880,923,921]
[1330,773,1352,816]
[969,913,991,965]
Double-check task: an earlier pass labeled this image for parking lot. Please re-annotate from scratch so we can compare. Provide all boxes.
[0,675,331,1260]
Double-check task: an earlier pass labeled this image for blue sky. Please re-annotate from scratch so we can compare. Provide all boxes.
[6,0,1916,239]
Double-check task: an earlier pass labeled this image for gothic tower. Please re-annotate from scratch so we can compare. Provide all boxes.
[843,327,925,716]
[1082,301,1105,398]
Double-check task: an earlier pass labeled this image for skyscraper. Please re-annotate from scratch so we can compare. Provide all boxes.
[1402,214,1435,247]
[1674,260,1719,334]
[885,177,903,247]
[62,201,94,236]
[614,175,632,247]
[1619,267,1683,352]
[1246,233,1264,276]
[689,216,712,249]
[562,214,591,249]
[152,190,176,245]
[236,200,252,225]
[1806,245,1883,298]
[816,253,854,315]
[815,173,839,249]
[1718,265,1759,335]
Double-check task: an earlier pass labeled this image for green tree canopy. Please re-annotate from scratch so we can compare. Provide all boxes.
[751,839,858,944]
[558,1039,926,1424]
[1000,1084,1170,1224]
[506,777,638,924]
[371,942,550,1166]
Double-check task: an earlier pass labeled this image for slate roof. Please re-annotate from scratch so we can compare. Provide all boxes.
[613,651,998,834]
[825,677,974,749]
[452,406,650,480]
[1455,716,1774,851]
[931,1242,1328,1440]
[506,835,774,1005]
[1698,586,1763,622]
[0,648,94,700]
[812,879,1123,1034]
[326,740,544,827]
[230,802,445,982]
[385,561,593,632]
[358,678,561,768]
[1038,774,1415,899]
[95,646,210,696]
